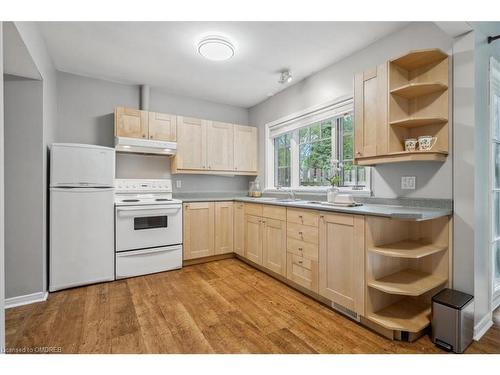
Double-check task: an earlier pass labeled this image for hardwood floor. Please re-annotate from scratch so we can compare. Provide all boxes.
[5,258,500,354]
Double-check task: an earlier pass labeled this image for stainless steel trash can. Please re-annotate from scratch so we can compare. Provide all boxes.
[431,288,474,353]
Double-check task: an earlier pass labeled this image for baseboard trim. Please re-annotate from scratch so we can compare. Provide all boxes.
[473,313,493,341]
[5,291,48,309]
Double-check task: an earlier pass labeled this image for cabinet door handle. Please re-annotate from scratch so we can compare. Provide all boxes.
[298,231,303,235]
[142,134,146,138]
[298,247,303,251]
[298,260,303,264]
[149,135,153,139]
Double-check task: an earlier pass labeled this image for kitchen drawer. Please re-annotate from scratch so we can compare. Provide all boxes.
[287,237,318,260]
[116,245,182,279]
[262,204,286,221]
[244,203,262,217]
[287,222,319,244]
[287,208,319,227]
[286,253,318,293]
[321,212,354,226]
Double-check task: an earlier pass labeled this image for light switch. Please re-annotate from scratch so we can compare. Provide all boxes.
[401,176,416,190]
[176,180,182,189]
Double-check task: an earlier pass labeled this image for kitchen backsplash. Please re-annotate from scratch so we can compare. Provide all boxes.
[116,152,252,192]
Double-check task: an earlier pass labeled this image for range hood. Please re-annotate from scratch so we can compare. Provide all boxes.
[114,136,177,156]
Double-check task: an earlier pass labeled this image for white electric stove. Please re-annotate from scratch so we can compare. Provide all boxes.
[114,179,183,279]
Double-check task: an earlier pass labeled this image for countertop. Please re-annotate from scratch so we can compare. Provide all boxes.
[174,193,452,221]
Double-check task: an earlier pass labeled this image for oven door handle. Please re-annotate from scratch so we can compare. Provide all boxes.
[116,205,181,218]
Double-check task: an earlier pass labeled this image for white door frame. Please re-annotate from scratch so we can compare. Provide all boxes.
[0,21,6,352]
[490,56,500,311]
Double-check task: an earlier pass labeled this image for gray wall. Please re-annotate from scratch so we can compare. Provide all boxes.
[249,22,453,199]
[452,31,475,296]
[7,22,58,299]
[56,71,252,193]
[1,22,6,350]
[4,78,44,299]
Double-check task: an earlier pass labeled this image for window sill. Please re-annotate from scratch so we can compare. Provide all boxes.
[264,187,372,197]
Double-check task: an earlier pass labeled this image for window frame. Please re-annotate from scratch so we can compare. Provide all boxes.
[265,97,371,196]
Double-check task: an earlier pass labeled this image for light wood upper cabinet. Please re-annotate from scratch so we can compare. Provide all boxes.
[115,107,148,139]
[233,202,245,256]
[183,202,215,260]
[233,125,258,173]
[215,202,234,255]
[176,116,208,170]
[207,121,234,171]
[354,64,388,159]
[245,214,263,265]
[319,213,365,315]
[262,218,287,276]
[148,111,177,141]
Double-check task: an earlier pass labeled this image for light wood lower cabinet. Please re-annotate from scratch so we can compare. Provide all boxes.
[262,218,287,276]
[243,204,287,275]
[286,254,319,293]
[183,202,215,260]
[245,214,263,264]
[233,203,245,256]
[319,212,365,315]
[215,202,233,255]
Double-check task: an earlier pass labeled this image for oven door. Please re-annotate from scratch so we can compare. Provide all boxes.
[115,204,182,252]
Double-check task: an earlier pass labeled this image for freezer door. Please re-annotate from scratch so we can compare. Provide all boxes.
[50,143,115,187]
[50,187,115,291]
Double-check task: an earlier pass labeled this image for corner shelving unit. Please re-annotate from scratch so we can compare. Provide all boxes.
[387,48,449,163]
[364,215,451,340]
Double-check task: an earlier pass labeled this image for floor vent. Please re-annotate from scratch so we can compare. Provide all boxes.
[331,302,360,322]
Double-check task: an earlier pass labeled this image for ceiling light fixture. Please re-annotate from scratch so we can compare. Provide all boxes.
[198,36,235,61]
[278,70,293,84]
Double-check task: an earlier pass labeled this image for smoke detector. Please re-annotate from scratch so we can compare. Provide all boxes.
[278,70,293,84]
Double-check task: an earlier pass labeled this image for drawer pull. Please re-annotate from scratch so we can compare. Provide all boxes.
[298,247,303,251]
[298,260,303,264]
[298,231,303,235]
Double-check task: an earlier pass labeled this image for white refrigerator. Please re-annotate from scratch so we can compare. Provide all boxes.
[49,143,115,292]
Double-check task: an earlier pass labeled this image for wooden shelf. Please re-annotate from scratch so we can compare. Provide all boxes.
[367,269,447,296]
[366,298,431,333]
[391,49,448,70]
[368,240,447,259]
[390,82,448,99]
[355,151,448,166]
[389,117,448,128]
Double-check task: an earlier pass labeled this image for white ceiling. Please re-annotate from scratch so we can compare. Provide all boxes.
[39,21,409,108]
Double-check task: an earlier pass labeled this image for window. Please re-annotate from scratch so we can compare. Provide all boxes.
[267,98,370,193]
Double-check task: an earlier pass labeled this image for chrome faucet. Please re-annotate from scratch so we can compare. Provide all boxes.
[277,185,296,200]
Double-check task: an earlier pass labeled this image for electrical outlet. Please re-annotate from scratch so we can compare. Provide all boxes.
[401,176,416,190]
[176,180,182,189]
